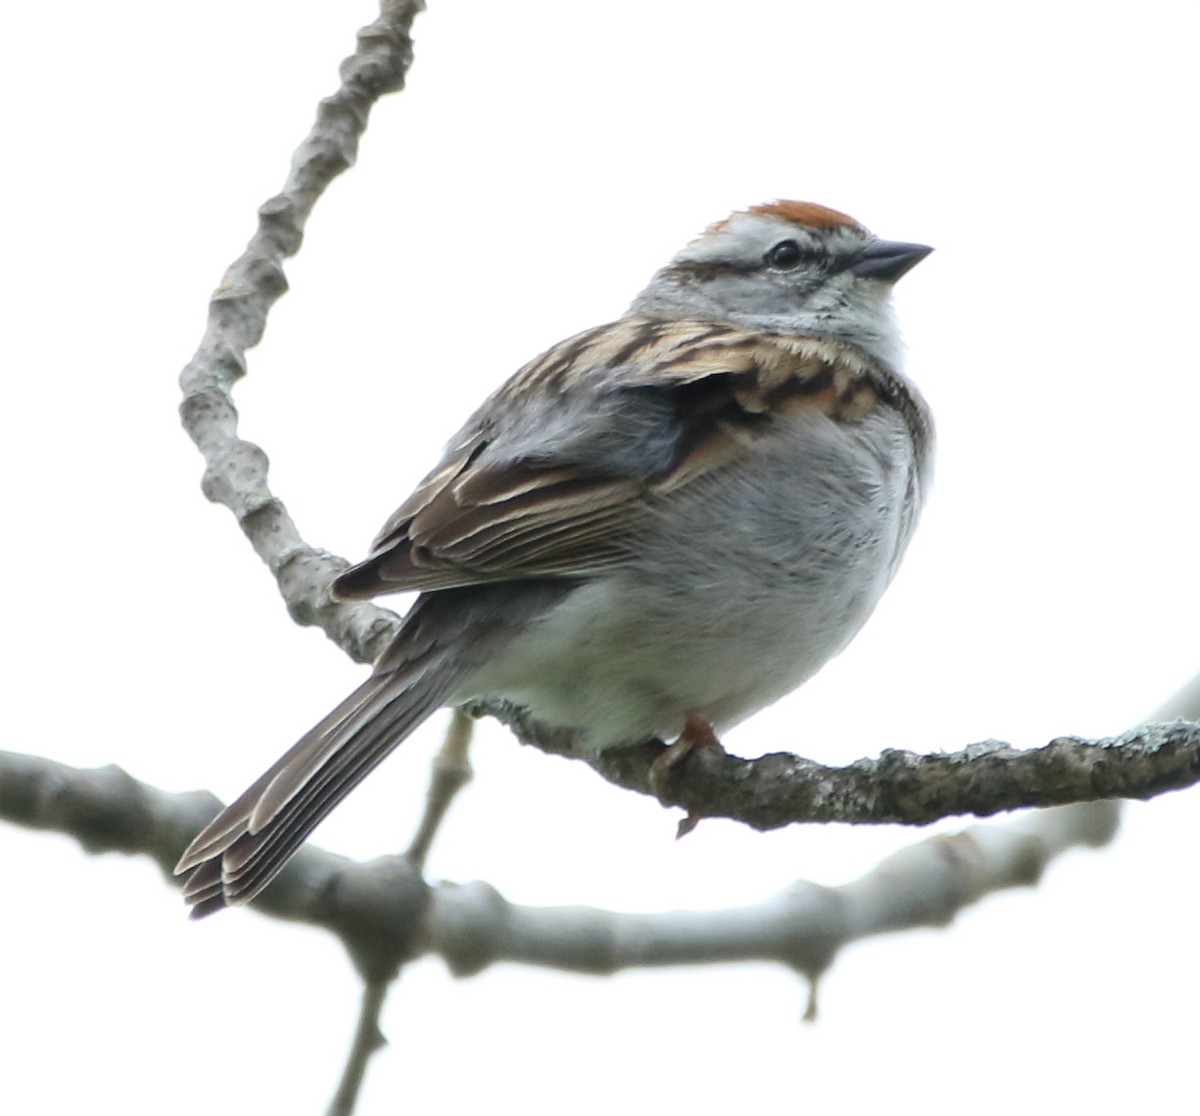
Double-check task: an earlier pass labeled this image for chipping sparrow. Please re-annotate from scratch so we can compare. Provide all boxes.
[177,200,934,915]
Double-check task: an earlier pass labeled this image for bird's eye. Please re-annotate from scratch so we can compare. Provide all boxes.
[765,239,805,269]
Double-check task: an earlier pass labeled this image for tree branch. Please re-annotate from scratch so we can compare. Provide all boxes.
[406,710,475,870]
[0,742,1120,988]
[177,0,422,667]
[588,722,1200,827]
[328,980,391,1116]
[13,670,1199,978]
[9,665,1200,978]
[466,699,1200,828]
[321,711,475,1114]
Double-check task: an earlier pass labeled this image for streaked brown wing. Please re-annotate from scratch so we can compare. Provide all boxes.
[332,318,873,600]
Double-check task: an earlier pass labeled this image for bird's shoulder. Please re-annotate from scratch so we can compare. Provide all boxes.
[331,317,920,599]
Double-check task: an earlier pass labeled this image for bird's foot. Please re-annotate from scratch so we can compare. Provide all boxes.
[649,711,724,838]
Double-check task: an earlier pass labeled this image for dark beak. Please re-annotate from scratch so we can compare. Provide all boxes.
[848,240,933,282]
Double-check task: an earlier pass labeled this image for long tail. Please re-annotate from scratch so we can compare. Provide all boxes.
[175,583,570,917]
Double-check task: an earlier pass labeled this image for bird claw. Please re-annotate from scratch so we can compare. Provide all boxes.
[649,711,724,837]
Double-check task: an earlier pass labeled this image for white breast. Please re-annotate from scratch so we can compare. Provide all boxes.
[459,404,923,756]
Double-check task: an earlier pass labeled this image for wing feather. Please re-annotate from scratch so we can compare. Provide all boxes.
[332,318,882,600]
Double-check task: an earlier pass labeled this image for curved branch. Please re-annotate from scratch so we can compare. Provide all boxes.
[177,0,424,666]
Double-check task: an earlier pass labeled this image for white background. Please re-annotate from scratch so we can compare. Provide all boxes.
[1,2,1198,1113]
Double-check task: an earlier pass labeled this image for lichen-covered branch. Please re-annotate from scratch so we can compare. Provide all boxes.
[584,721,1200,829]
[177,0,423,667]
[463,696,1200,827]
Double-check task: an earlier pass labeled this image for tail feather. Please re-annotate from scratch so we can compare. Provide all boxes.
[175,582,576,916]
[178,659,460,915]
[173,671,417,873]
[219,683,446,885]
[174,669,420,873]
[246,663,428,834]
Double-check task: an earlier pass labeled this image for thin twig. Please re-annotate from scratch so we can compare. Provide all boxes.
[407,710,475,870]
[327,980,391,1116]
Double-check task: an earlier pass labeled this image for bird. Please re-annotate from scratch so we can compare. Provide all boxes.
[176,200,934,916]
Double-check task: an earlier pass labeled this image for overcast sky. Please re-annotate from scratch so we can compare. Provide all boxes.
[2,2,1198,1113]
